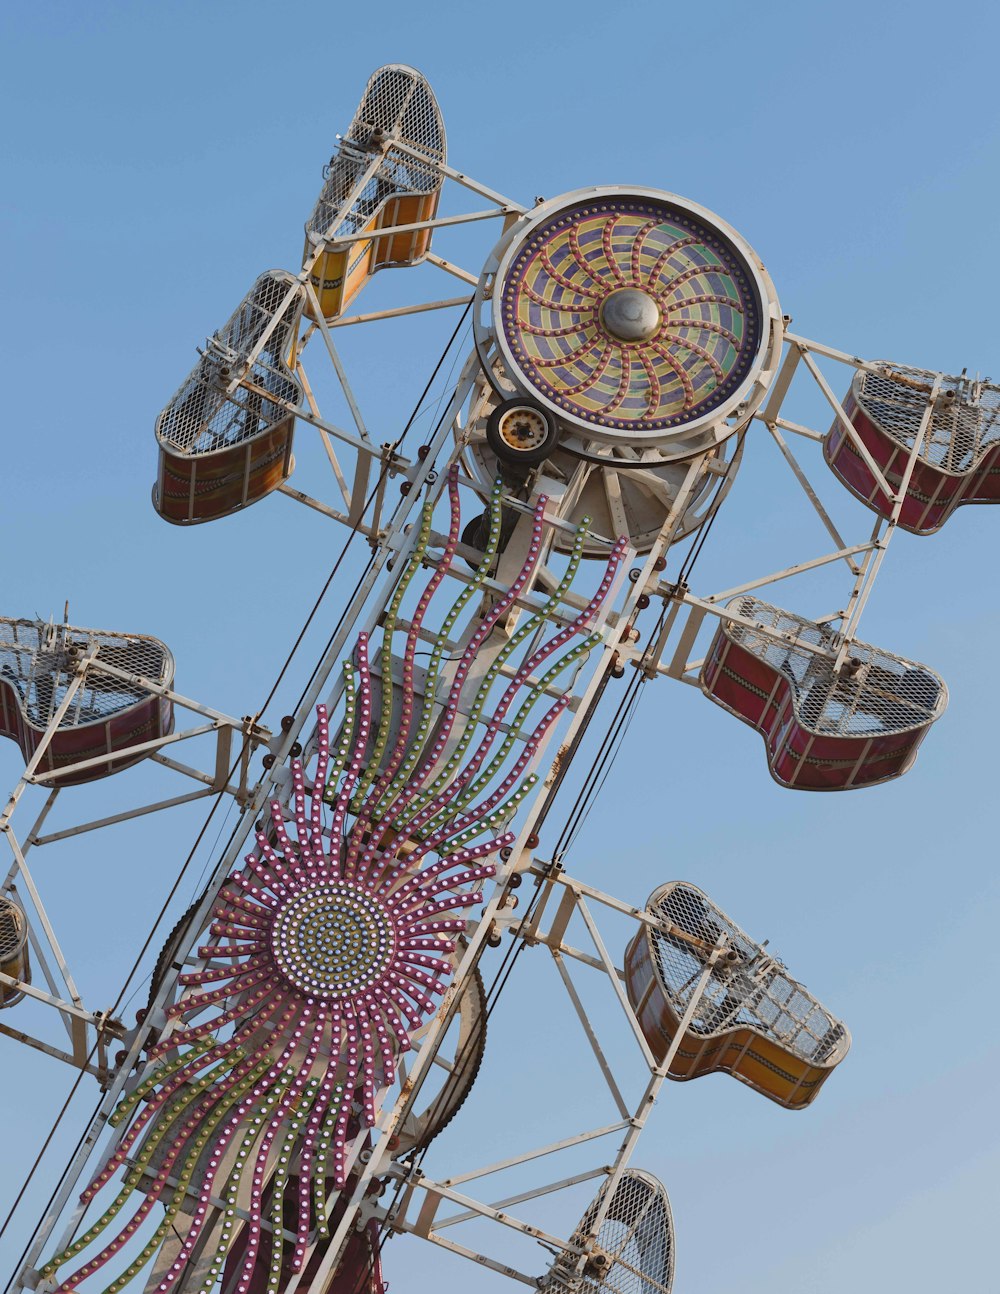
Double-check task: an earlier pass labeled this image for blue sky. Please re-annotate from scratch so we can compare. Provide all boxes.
[2,3,1000,1292]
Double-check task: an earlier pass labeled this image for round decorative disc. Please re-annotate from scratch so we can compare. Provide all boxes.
[271,881,396,999]
[484,190,774,446]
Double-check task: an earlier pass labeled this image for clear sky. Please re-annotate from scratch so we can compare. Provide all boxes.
[2,3,1000,1293]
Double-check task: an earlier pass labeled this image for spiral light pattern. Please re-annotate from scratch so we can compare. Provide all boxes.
[499,197,764,433]
[40,467,627,1294]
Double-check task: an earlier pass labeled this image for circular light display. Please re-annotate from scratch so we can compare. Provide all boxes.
[271,880,396,999]
[487,191,771,443]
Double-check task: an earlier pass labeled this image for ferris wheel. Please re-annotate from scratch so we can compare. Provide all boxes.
[1,60,996,1294]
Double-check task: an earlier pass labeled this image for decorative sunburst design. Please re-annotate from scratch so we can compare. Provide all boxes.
[497,196,765,433]
[41,468,626,1294]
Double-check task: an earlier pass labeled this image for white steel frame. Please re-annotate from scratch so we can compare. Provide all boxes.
[4,145,949,1294]
[637,330,944,682]
[0,658,270,1083]
[369,862,726,1288]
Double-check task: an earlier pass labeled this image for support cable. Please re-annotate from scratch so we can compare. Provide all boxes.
[288,306,473,719]
[675,426,748,589]
[373,646,656,1265]
[370,442,739,1272]
[550,669,645,864]
[370,459,736,1266]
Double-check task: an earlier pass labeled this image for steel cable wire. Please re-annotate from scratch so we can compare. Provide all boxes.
[373,659,655,1271]
[675,426,748,589]
[0,304,474,1294]
[372,429,744,1278]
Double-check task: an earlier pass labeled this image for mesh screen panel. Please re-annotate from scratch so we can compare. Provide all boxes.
[855,364,1000,471]
[723,596,945,737]
[546,1171,674,1294]
[0,897,26,963]
[305,64,445,242]
[646,882,847,1064]
[0,618,173,730]
[156,270,303,455]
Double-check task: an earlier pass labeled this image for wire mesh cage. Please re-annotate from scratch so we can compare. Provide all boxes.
[0,617,175,785]
[824,363,1000,533]
[303,64,446,319]
[0,894,29,1008]
[306,64,445,242]
[153,270,304,524]
[700,595,946,790]
[625,881,849,1109]
[543,1170,675,1294]
[35,474,632,1294]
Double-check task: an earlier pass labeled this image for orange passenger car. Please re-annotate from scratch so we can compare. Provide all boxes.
[0,896,30,1008]
[302,65,446,321]
[625,881,850,1110]
[153,271,304,525]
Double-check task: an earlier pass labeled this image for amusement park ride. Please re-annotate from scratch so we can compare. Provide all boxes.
[1,62,996,1294]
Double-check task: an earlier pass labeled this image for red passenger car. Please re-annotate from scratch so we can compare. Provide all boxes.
[0,617,174,785]
[154,271,304,525]
[824,364,1000,534]
[700,597,946,790]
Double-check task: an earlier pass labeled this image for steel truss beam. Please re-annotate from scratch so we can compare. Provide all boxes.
[635,330,947,683]
[6,153,946,1294]
[13,394,707,1289]
[362,863,726,1288]
[0,665,270,1084]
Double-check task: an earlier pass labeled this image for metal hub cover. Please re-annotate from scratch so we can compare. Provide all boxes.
[475,186,781,458]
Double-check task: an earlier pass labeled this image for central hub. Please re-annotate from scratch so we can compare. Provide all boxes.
[599,287,662,342]
[270,881,396,999]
